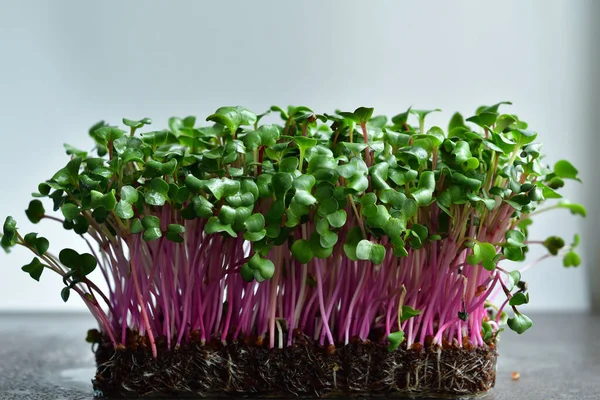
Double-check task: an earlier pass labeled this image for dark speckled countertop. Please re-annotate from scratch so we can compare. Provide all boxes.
[0,313,598,400]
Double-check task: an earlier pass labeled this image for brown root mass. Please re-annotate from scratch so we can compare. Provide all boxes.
[93,331,497,398]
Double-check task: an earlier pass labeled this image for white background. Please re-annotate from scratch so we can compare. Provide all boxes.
[0,1,593,311]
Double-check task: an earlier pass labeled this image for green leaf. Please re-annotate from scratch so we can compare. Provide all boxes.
[366,205,391,229]
[391,107,412,127]
[411,171,435,206]
[347,175,369,193]
[21,257,45,281]
[505,230,526,247]
[356,240,385,264]
[326,210,347,228]
[115,200,134,219]
[143,227,162,241]
[342,227,363,261]
[509,292,529,306]
[279,157,299,173]
[73,215,89,235]
[466,112,497,128]
[245,213,265,232]
[79,253,97,275]
[61,287,70,302]
[291,239,313,264]
[271,172,293,198]
[504,246,525,262]
[467,193,496,211]
[122,117,152,129]
[572,233,581,248]
[507,270,521,291]
[207,106,255,135]
[93,126,125,144]
[547,177,565,190]
[25,200,45,224]
[37,183,51,196]
[256,124,281,146]
[63,143,87,158]
[140,215,162,241]
[563,251,581,267]
[145,178,170,206]
[557,201,586,217]
[61,203,80,221]
[360,192,376,208]
[387,330,405,352]
[205,216,236,237]
[314,197,337,217]
[451,172,482,191]
[370,162,390,190]
[479,101,512,115]
[120,186,139,203]
[51,157,82,187]
[248,252,275,280]
[354,107,374,124]
[23,232,49,255]
[384,131,411,148]
[368,115,387,128]
[240,263,255,282]
[294,190,317,206]
[143,160,165,178]
[141,215,160,229]
[90,190,117,211]
[205,178,241,200]
[185,175,205,193]
[537,182,562,199]
[166,223,185,243]
[554,160,580,181]
[482,321,493,342]
[320,231,338,248]
[3,216,16,236]
[411,108,441,126]
[507,313,533,334]
[477,242,497,262]
[467,242,496,271]
[543,236,565,256]
[448,112,465,132]
[294,136,318,152]
[122,148,144,163]
[384,217,406,236]
[243,230,266,242]
[307,154,337,175]
[400,305,421,322]
[92,207,109,223]
[130,218,143,234]
[59,248,96,275]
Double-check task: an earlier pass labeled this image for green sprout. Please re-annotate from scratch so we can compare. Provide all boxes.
[0,104,585,359]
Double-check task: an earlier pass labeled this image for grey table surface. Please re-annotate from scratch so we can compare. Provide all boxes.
[0,312,598,400]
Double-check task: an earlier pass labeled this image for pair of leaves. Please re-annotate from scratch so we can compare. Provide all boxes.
[207,106,257,136]
[503,230,527,262]
[115,185,139,219]
[59,248,97,277]
[467,241,498,271]
[240,253,275,282]
[507,313,533,334]
[356,240,386,265]
[1,216,18,249]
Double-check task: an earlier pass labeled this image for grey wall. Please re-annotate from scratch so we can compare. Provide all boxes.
[586,1,600,313]
[0,0,593,311]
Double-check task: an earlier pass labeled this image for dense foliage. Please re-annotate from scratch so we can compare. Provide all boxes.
[1,103,584,358]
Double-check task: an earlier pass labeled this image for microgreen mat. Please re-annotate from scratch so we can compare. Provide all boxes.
[1,103,584,358]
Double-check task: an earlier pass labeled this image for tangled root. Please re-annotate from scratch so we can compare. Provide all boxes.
[93,332,496,398]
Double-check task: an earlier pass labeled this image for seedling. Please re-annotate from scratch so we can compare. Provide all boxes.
[1,103,585,396]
